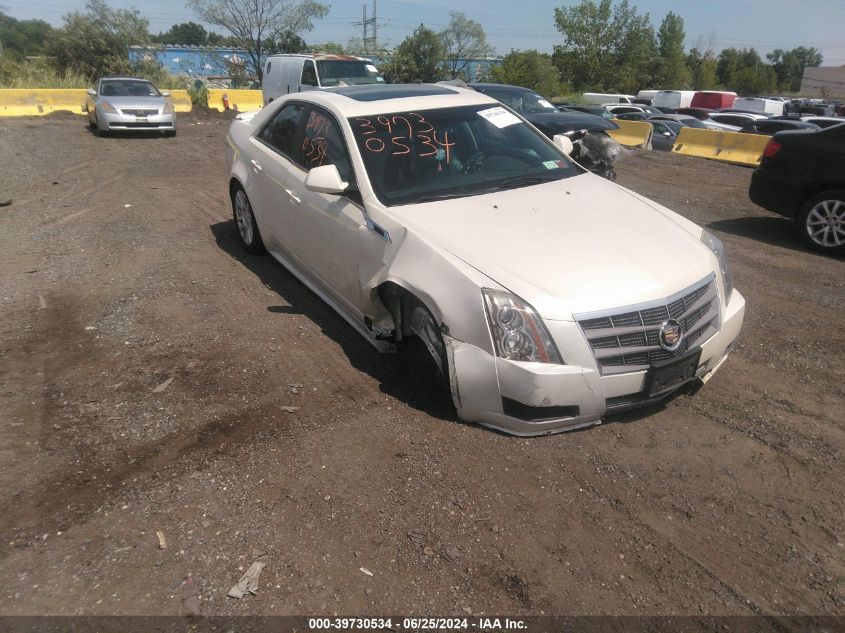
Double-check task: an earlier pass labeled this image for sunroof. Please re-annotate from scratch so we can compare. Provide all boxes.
[328,85,459,102]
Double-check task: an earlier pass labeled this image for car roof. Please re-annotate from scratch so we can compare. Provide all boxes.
[470,83,538,94]
[266,53,371,62]
[100,76,151,81]
[648,114,694,121]
[299,84,497,117]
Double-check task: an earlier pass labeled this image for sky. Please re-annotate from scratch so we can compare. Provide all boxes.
[4,0,845,65]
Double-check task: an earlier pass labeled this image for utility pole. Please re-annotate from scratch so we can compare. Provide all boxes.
[354,0,378,55]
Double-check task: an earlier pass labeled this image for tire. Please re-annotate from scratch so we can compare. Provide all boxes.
[797,190,845,254]
[93,114,107,138]
[407,301,449,383]
[232,187,266,254]
[164,130,176,138]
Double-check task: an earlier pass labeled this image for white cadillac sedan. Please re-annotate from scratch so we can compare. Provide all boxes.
[225,84,745,435]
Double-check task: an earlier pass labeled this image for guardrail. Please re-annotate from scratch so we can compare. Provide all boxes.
[672,127,770,167]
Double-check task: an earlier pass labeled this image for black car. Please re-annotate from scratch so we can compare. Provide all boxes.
[674,107,716,120]
[749,124,845,253]
[470,83,622,179]
[739,119,820,135]
[469,84,619,137]
[553,103,616,120]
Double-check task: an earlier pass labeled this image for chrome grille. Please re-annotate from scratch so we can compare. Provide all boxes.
[575,275,719,375]
[120,108,158,116]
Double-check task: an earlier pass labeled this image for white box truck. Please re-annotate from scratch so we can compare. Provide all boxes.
[653,90,697,109]
[733,97,785,116]
[261,54,384,105]
[582,92,636,104]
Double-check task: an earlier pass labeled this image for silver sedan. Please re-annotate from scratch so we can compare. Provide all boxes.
[85,77,176,137]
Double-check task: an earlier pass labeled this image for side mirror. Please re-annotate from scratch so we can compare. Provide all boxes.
[161,90,171,97]
[553,134,574,156]
[662,131,672,137]
[87,89,97,96]
[305,164,348,194]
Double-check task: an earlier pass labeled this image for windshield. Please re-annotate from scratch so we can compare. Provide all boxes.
[349,104,583,206]
[100,80,160,97]
[477,88,558,115]
[316,60,383,86]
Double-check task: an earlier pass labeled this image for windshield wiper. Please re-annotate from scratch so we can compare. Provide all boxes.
[414,191,470,203]
[493,174,562,191]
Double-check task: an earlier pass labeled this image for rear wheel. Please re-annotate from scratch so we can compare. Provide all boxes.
[232,187,266,254]
[798,190,845,254]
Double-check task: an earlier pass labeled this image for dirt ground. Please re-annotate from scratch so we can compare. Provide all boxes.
[0,112,843,622]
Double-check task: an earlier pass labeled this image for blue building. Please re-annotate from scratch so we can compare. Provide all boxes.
[129,45,253,83]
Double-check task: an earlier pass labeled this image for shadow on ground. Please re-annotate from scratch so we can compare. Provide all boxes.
[210,220,459,425]
[708,216,814,254]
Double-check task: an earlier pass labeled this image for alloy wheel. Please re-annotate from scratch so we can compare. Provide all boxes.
[805,198,845,249]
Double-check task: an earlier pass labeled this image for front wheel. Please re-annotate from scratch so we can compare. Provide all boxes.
[798,190,845,254]
[232,187,266,254]
[408,302,448,383]
[93,114,107,137]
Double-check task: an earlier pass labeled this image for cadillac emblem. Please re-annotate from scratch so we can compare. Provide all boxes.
[659,319,683,351]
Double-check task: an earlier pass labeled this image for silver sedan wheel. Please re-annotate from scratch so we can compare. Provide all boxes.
[805,198,845,248]
[234,189,254,245]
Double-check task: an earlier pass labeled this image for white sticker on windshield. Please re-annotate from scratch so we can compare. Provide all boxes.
[477,106,521,128]
[538,99,555,109]
[366,64,377,72]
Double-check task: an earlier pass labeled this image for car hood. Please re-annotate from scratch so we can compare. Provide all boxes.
[388,175,713,320]
[99,96,167,110]
[526,111,619,133]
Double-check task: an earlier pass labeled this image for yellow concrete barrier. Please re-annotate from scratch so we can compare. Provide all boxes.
[207,89,263,113]
[169,90,192,113]
[0,88,192,116]
[0,89,89,116]
[672,127,770,167]
[607,119,654,149]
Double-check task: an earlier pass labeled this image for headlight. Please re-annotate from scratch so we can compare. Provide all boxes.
[162,101,174,114]
[482,290,563,364]
[100,101,117,113]
[700,230,734,303]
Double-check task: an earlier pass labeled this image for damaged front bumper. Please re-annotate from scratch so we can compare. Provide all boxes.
[444,289,745,436]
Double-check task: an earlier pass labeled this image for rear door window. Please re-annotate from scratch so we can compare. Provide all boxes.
[258,103,307,166]
[301,106,356,187]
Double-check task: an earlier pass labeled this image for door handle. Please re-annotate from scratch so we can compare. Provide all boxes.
[250,159,263,173]
[284,188,301,205]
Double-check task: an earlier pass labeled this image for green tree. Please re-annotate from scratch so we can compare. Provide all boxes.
[187,0,328,81]
[717,47,776,94]
[656,11,689,88]
[379,24,446,83]
[686,47,718,90]
[47,0,150,80]
[767,46,823,92]
[310,41,344,55]
[439,11,494,80]
[553,0,657,93]
[489,50,564,97]
[156,22,208,45]
[0,12,53,58]
[271,29,307,53]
